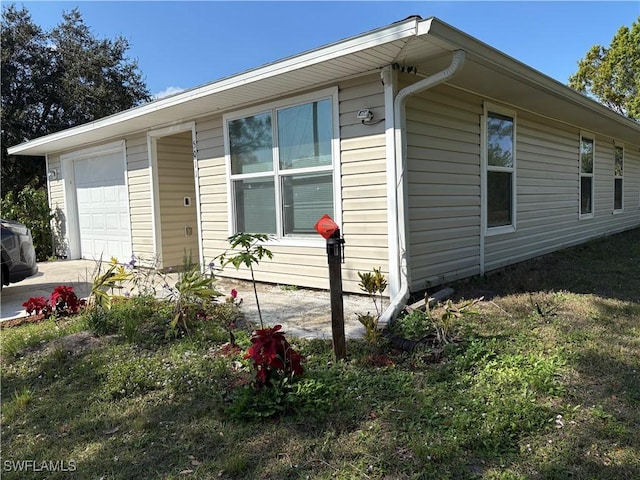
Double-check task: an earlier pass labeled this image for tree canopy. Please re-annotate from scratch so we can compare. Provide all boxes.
[1,4,151,196]
[569,17,640,121]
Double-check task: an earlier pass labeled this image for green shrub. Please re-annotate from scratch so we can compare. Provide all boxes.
[1,184,53,261]
[393,309,433,340]
[84,296,168,342]
[84,308,119,336]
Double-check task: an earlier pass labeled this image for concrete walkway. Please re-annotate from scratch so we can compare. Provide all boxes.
[1,259,371,339]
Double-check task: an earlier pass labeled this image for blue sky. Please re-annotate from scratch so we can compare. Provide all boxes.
[16,1,640,98]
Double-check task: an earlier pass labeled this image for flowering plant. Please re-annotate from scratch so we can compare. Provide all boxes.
[23,296,52,316]
[23,285,83,317]
[50,285,80,313]
[244,325,303,386]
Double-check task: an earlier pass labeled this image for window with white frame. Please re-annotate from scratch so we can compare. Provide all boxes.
[614,145,623,212]
[226,92,336,238]
[580,136,594,217]
[485,108,516,231]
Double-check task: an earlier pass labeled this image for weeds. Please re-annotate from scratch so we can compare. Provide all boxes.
[1,228,639,479]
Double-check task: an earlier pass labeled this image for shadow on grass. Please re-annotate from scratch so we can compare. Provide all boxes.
[2,336,382,479]
[452,228,640,304]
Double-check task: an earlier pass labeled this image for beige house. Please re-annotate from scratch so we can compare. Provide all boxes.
[9,16,640,320]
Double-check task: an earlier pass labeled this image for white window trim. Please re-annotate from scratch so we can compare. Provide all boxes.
[482,103,517,237]
[613,142,624,214]
[223,87,341,247]
[579,131,595,220]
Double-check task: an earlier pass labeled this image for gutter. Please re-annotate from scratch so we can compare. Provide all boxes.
[381,49,466,325]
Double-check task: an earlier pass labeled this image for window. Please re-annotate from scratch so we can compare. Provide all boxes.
[226,92,336,239]
[614,145,623,212]
[485,108,515,232]
[580,136,594,217]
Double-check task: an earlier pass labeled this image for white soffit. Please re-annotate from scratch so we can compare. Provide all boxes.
[8,16,639,156]
[8,17,435,156]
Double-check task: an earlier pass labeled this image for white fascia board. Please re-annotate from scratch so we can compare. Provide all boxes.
[8,18,420,157]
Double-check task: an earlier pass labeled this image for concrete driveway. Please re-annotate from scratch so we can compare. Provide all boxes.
[1,260,370,338]
[1,260,95,321]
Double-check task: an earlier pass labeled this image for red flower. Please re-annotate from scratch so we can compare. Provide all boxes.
[244,325,304,385]
[23,297,49,316]
[230,288,238,299]
[50,285,79,313]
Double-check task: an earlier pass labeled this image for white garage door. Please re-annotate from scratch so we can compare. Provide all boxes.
[74,152,131,263]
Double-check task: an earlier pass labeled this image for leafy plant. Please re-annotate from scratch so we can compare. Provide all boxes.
[358,267,387,317]
[217,233,274,329]
[165,254,221,337]
[22,296,51,316]
[356,267,388,344]
[426,298,481,345]
[355,312,381,345]
[228,377,292,420]
[84,307,117,336]
[50,285,80,314]
[244,324,303,386]
[209,289,243,346]
[392,309,433,340]
[87,257,132,310]
[23,285,82,318]
[393,297,481,348]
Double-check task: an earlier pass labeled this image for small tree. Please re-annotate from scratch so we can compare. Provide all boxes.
[217,233,273,329]
[355,267,388,344]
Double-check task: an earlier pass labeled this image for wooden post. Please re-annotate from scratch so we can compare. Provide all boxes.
[327,231,346,360]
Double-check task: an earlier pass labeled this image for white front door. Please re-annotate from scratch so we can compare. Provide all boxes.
[74,152,131,263]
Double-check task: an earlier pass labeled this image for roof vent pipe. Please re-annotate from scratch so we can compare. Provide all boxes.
[381,49,466,325]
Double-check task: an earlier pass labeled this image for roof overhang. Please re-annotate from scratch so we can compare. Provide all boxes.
[8,16,639,157]
[423,20,640,146]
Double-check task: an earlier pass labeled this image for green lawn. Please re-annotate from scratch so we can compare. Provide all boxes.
[2,228,639,479]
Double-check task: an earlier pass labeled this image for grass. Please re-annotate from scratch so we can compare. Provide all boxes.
[1,228,639,479]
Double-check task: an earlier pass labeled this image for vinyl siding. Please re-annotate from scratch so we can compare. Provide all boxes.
[628,148,640,211]
[125,135,154,257]
[404,82,640,290]
[484,112,640,271]
[196,74,389,293]
[47,154,67,256]
[195,115,228,266]
[156,132,199,268]
[405,84,482,290]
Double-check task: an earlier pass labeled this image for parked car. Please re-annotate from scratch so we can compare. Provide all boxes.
[1,219,38,288]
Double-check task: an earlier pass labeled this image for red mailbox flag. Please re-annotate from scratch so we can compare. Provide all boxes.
[314,214,339,239]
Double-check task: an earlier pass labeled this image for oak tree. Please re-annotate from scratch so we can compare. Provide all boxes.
[569,17,640,121]
[1,4,151,196]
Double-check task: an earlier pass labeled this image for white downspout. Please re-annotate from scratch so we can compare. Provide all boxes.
[381,49,466,324]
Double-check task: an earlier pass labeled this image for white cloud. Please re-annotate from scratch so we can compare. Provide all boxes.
[152,86,185,100]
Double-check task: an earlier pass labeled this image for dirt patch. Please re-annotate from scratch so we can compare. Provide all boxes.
[1,314,49,329]
[44,331,113,356]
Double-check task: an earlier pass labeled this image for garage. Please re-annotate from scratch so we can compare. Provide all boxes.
[62,142,132,263]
